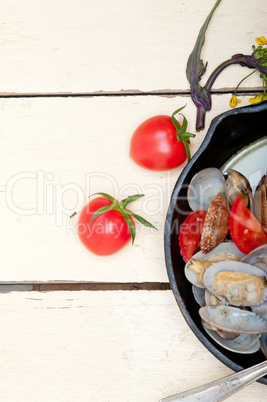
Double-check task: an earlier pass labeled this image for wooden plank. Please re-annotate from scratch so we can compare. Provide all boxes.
[0,282,171,291]
[0,0,265,93]
[1,93,257,282]
[0,290,265,401]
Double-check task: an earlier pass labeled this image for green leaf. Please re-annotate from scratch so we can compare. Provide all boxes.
[119,194,145,209]
[172,105,186,118]
[180,114,188,133]
[126,210,157,230]
[172,107,188,133]
[89,192,117,204]
[183,132,195,139]
[119,209,136,244]
[171,105,195,162]
[183,140,191,162]
[90,204,115,223]
[171,118,182,142]
[88,192,156,244]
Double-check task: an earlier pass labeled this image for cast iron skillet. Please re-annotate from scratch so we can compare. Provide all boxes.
[164,101,267,384]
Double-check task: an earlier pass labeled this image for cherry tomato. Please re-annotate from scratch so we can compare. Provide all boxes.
[179,210,207,262]
[230,196,267,254]
[130,115,187,171]
[78,196,133,256]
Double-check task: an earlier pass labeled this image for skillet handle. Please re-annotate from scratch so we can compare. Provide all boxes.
[160,360,267,402]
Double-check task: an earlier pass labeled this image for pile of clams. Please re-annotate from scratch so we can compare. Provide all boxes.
[183,168,267,355]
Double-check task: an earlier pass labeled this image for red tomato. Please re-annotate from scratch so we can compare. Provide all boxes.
[179,210,207,262]
[78,197,133,256]
[129,115,187,171]
[230,196,267,254]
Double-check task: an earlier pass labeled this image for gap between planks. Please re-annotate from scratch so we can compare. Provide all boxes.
[0,87,262,98]
[0,282,171,293]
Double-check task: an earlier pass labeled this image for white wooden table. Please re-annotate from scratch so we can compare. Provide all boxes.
[1,1,266,400]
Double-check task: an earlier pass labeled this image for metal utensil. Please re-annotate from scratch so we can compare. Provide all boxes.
[160,360,267,402]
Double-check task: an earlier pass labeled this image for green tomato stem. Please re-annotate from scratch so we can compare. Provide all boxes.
[89,193,156,244]
[171,105,195,161]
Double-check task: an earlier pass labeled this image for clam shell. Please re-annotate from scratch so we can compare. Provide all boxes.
[202,318,239,340]
[253,262,267,273]
[224,169,253,208]
[203,260,267,306]
[252,301,267,321]
[184,242,244,288]
[200,193,230,254]
[253,175,267,233]
[192,285,205,307]
[199,305,267,334]
[242,244,267,273]
[205,289,220,306]
[203,326,261,354]
[187,168,225,211]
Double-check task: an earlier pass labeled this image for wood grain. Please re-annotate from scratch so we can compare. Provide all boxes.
[0,0,265,93]
[0,290,265,402]
[1,2,267,401]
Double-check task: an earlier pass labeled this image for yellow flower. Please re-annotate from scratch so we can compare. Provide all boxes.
[229,95,241,108]
[255,36,267,46]
[249,94,267,104]
[249,95,261,104]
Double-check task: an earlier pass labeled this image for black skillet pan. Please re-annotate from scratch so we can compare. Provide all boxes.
[164,101,267,384]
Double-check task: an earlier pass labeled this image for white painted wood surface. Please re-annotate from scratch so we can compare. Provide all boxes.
[0,94,254,282]
[0,0,265,93]
[1,1,267,400]
[0,290,265,402]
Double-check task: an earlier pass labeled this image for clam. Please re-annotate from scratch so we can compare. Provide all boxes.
[183,166,267,356]
[199,305,267,334]
[192,285,206,307]
[185,242,244,288]
[224,169,253,208]
[205,289,220,306]
[253,174,267,233]
[203,326,261,354]
[202,292,262,353]
[202,319,238,340]
[200,192,230,254]
[242,244,267,273]
[252,302,267,321]
[187,168,225,211]
[203,261,267,307]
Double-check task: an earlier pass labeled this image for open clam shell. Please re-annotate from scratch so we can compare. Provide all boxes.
[252,301,267,321]
[203,326,261,354]
[203,260,267,306]
[184,242,245,288]
[242,244,267,273]
[192,285,206,307]
[205,289,220,306]
[253,174,267,233]
[187,167,225,211]
[202,320,239,340]
[224,169,253,209]
[199,305,267,334]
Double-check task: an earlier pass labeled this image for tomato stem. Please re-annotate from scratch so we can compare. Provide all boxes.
[89,192,157,244]
[171,105,195,162]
